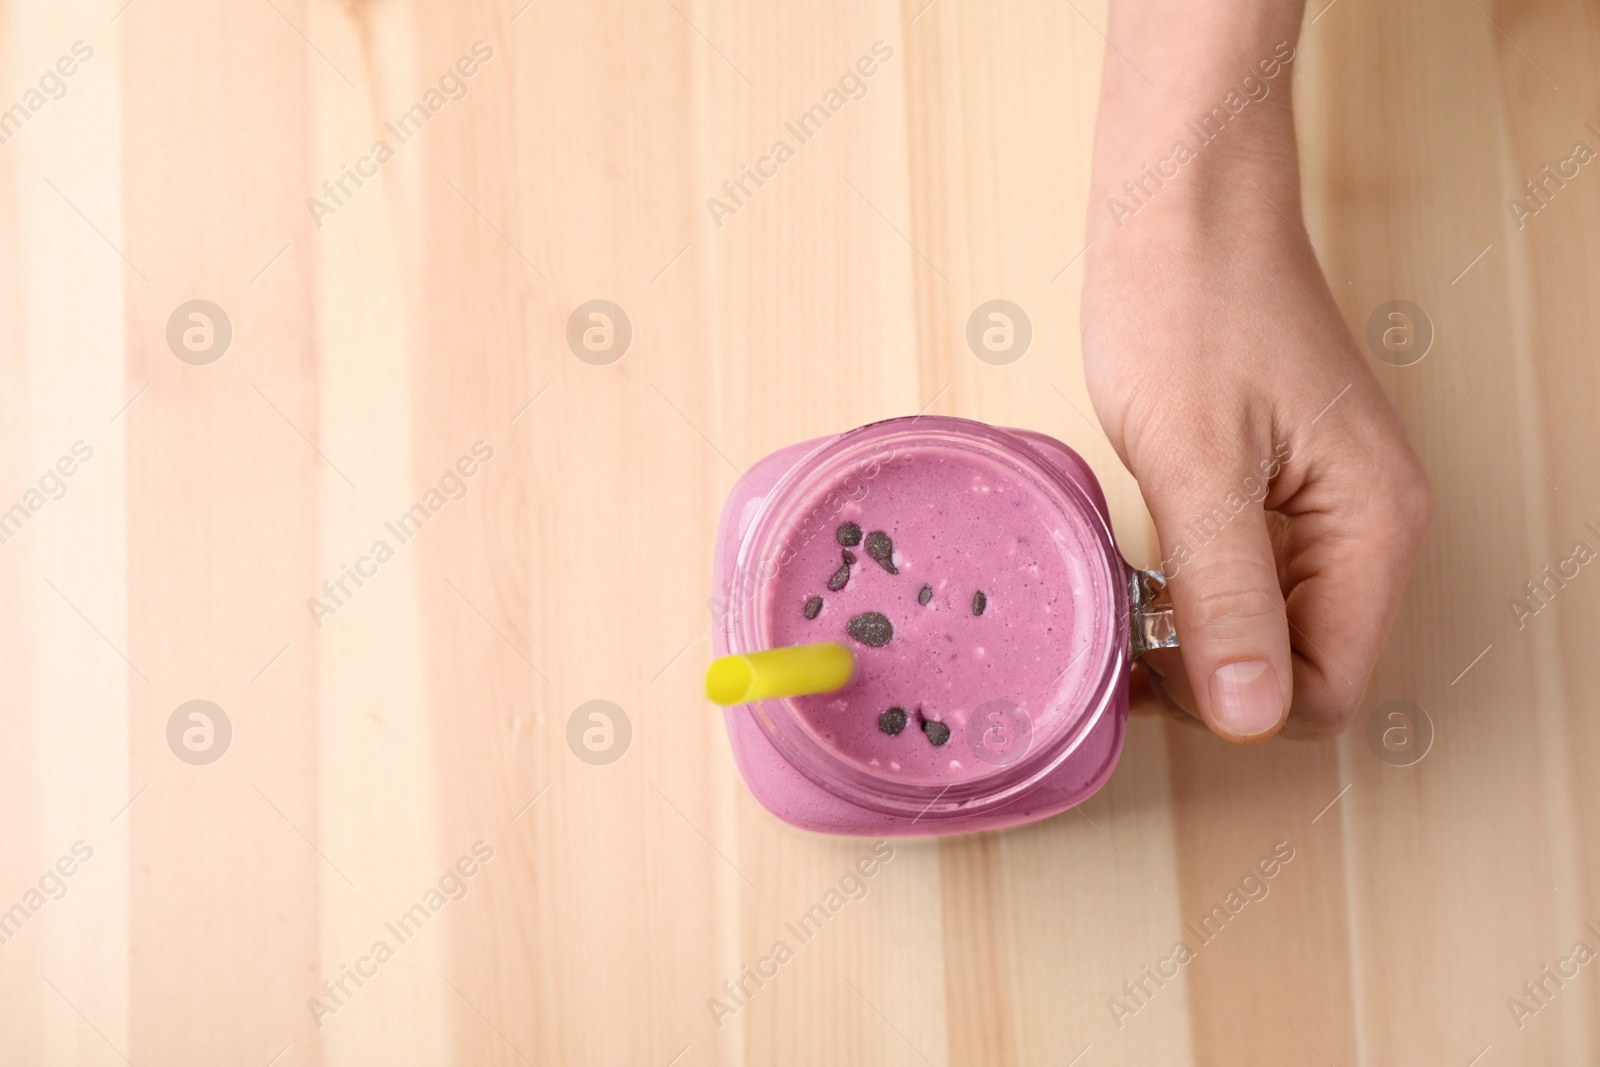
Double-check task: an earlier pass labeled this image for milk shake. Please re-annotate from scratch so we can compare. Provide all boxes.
[712,416,1162,835]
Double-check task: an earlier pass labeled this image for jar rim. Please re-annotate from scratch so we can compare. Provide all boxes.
[726,416,1130,820]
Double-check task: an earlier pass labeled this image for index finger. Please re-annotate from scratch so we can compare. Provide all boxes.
[1269,432,1433,736]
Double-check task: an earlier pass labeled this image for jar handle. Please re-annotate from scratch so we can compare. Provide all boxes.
[1128,567,1178,658]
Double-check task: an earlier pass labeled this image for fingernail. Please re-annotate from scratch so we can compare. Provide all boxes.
[1209,660,1283,738]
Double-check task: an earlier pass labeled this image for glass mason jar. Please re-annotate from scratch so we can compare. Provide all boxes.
[711,416,1175,836]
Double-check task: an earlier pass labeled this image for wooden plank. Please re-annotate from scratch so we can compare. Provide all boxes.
[120,1,322,1062]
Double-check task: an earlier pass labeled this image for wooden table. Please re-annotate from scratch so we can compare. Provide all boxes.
[2,0,1595,1063]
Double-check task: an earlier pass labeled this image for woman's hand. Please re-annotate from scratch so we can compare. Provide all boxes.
[1080,4,1432,742]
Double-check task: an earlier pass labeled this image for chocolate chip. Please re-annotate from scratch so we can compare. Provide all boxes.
[918,585,933,606]
[827,549,859,590]
[922,719,951,746]
[837,523,862,547]
[972,591,987,616]
[878,707,908,735]
[803,596,823,620]
[864,531,897,574]
[845,611,894,647]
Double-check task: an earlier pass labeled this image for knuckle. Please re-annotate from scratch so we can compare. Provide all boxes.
[1179,580,1281,640]
[1122,396,1265,493]
[1398,459,1434,538]
[1337,437,1433,543]
[1372,450,1434,546]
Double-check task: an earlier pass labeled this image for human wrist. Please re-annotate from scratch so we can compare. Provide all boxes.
[1099,0,1306,103]
[1085,5,1306,247]
[1086,124,1300,252]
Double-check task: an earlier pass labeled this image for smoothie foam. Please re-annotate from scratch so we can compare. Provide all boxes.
[763,442,1101,787]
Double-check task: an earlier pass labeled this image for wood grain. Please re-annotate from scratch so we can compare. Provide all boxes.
[1,0,1596,1064]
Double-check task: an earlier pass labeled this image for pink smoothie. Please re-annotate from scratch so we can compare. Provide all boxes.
[766,444,1098,786]
[713,417,1130,836]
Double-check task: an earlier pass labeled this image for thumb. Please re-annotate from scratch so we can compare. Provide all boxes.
[1143,465,1293,743]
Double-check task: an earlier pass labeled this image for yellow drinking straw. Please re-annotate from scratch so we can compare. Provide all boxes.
[704,642,856,705]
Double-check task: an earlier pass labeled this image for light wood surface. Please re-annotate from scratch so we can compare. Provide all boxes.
[2,0,1597,1064]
